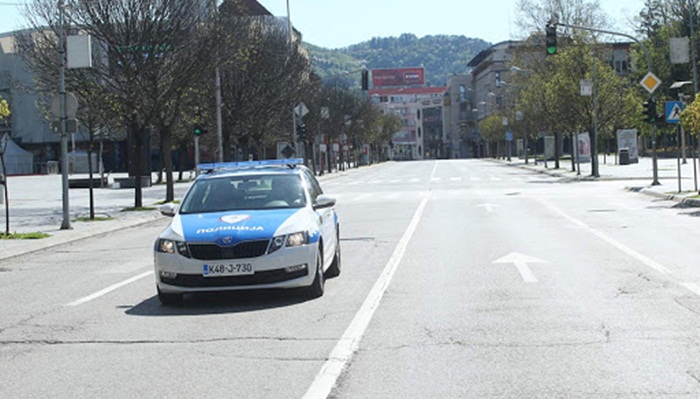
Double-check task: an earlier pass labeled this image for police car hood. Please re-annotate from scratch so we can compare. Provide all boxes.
[174,208,314,244]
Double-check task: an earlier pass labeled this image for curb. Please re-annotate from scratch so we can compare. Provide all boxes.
[627,186,700,208]
[0,211,166,262]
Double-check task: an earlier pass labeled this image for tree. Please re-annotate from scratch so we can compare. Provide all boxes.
[20,0,215,208]
[478,114,506,157]
[546,43,640,173]
[216,7,311,162]
[515,0,610,40]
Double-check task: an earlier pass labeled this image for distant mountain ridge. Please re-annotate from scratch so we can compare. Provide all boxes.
[305,33,491,88]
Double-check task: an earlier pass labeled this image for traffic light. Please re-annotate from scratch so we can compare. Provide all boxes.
[545,23,557,55]
[642,99,657,123]
[361,69,369,91]
[193,124,204,136]
[296,123,307,141]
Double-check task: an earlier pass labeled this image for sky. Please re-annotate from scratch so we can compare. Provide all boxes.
[257,0,648,48]
[0,0,647,48]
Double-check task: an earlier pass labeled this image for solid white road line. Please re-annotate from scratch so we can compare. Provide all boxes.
[682,282,700,296]
[302,194,431,399]
[536,198,671,275]
[66,271,154,307]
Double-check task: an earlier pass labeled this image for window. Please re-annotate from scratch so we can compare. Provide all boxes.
[302,169,323,203]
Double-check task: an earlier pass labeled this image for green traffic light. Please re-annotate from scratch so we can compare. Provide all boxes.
[547,46,557,55]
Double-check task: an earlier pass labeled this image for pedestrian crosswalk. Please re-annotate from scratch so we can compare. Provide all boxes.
[323,174,552,187]
[329,188,527,205]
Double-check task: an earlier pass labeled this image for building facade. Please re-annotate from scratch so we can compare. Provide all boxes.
[370,86,446,160]
[444,37,633,159]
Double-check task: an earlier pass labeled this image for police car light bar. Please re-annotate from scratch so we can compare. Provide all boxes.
[198,158,304,173]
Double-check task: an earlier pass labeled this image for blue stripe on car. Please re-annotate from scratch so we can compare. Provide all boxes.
[181,209,299,244]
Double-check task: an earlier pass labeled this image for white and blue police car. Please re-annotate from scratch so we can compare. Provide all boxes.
[154,159,340,305]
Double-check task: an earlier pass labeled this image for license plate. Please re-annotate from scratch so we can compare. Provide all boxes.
[203,262,254,277]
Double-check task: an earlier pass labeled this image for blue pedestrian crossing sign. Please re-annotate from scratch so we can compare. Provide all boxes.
[665,101,684,123]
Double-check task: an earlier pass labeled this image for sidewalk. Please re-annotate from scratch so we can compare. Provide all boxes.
[0,166,366,261]
[496,154,700,207]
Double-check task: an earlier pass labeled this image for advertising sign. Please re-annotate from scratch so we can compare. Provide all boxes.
[616,129,639,163]
[371,67,425,87]
[575,133,591,163]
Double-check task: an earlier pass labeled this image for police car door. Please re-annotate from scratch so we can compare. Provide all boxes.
[304,169,334,269]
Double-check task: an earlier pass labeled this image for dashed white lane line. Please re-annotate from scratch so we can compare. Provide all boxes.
[302,194,431,399]
[429,161,438,180]
[66,271,154,307]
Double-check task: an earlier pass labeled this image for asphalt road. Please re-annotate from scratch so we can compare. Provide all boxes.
[2,160,700,398]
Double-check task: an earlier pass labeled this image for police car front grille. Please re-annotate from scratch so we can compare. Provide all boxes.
[188,240,269,260]
[160,268,308,287]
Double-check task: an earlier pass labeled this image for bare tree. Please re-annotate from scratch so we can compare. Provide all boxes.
[515,0,610,40]
[216,7,311,161]
[20,0,214,207]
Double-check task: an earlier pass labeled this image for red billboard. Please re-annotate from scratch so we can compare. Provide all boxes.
[371,67,425,88]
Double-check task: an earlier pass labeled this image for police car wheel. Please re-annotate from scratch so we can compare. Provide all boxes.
[326,230,341,278]
[158,287,183,306]
[306,251,325,298]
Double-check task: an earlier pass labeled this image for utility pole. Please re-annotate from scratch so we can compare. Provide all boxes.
[209,0,224,163]
[59,0,71,230]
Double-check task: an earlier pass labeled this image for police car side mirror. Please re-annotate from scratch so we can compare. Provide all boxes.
[314,195,336,210]
[158,203,178,217]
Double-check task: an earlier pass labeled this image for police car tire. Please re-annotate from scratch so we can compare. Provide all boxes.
[306,251,325,298]
[326,230,341,278]
[158,287,183,306]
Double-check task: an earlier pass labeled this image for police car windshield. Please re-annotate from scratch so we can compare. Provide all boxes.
[179,174,306,214]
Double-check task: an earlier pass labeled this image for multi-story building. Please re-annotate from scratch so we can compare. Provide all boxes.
[443,73,477,158]
[443,37,632,158]
[370,85,446,160]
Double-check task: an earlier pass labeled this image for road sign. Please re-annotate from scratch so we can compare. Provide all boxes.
[665,101,684,123]
[670,37,690,64]
[580,79,592,96]
[294,102,308,118]
[640,72,661,94]
[505,131,513,141]
[51,92,78,119]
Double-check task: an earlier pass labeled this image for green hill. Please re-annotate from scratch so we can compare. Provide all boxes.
[306,33,491,88]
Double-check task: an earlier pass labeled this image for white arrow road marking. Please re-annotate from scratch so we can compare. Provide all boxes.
[494,252,547,283]
[477,203,498,213]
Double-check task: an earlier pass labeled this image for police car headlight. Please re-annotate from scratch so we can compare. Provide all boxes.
[286,231,308,247]
[157,239,176,254]
[268,232,307,254]
[157,239,190,258]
